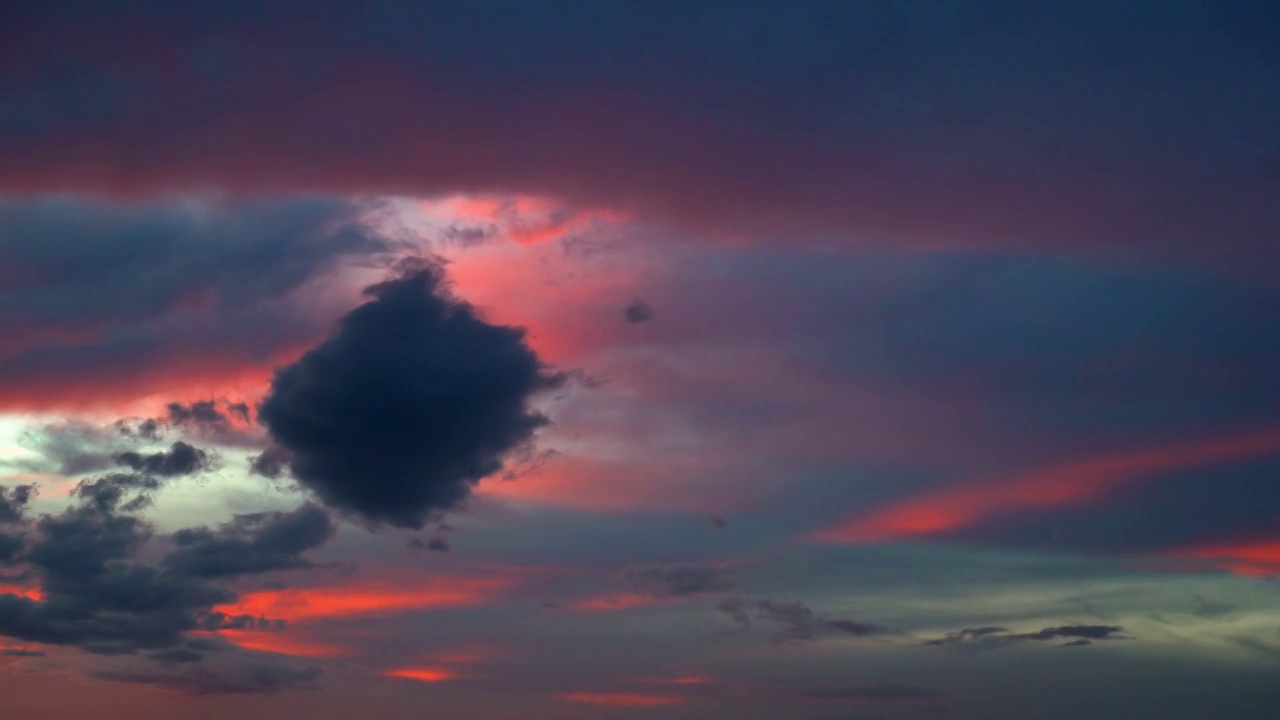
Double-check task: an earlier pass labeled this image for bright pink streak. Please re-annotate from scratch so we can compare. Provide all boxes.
[809,429,1280,543]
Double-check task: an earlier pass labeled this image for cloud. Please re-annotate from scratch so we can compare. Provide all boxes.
[114,441,211,477]
[0,485,34,524]
[162,504,335,579]
[10,421,126,476]
[0,484,333,686]
[718,599,887,643]
[258,259,562,528]
[924,625,1126,649]
[94,661,320,695]
[248,445,291,480]
[3,4,1278,265]
[0,196,394,410]
[623,297,656,324]
[796,684,941,701]
[624,562,735,599]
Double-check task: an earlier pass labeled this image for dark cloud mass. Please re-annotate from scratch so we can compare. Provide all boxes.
[259,261,562,528]
[0,482,330,681]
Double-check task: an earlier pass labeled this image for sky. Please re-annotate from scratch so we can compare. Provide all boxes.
[2,2,1280,718]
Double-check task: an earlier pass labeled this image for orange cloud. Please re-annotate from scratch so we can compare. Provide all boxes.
[808,429,1280,544]
[559,693,687,707]
[214,576,517,623]
[383,667,461,683]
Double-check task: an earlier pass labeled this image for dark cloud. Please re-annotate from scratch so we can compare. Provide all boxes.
[624,562,735,599]
[163,504,335,579]
[248,445,292,480]
[1,648,45,657]
[199,613,287,633]
[0,534,24,563]
[408,536,451,553]
[114,441,211,477]
[94,661,320,695]
[0,197,393,409]
[0,487,330,685]
[3,3,1278,266]
[623,297,656,324]
[924,625,1126,649]
[115,417,163,442]
[258,260,562,528]
[72,473,164,513]
[147,647,205,664]
[719,599,887,643]
[440,224,498,248]
[0,484,35,523]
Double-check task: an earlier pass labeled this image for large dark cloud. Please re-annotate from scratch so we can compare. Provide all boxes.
[258,261,562,528]
[0,479,332,685]
[3,2,1278,263]
[0,196,393,407]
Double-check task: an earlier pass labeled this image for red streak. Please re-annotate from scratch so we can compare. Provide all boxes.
[383,667,460,683]
[214,577,516,622]
[560,693,687,707]
[809,429,1280,544]
[0,585,42,601]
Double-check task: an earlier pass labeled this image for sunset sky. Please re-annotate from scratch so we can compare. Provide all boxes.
[3,3,1280,719]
